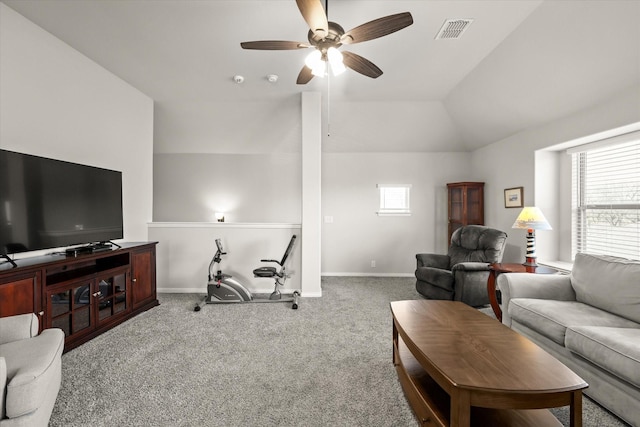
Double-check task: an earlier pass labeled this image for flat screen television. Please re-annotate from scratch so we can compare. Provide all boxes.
[0,149,123,257]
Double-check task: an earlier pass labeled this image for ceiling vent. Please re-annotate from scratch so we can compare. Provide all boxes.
[435,19,474,40]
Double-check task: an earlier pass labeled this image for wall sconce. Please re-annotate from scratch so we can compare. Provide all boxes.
[512,206,552,267]
[215,212,225,223]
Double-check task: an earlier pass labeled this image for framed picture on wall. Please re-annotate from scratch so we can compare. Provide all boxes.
[504,187,523,208]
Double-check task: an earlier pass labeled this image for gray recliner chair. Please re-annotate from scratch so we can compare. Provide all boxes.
[415,225,507,307]
[0,313,64,427]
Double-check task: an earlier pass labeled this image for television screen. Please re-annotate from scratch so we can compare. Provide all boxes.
[0,149,123,255]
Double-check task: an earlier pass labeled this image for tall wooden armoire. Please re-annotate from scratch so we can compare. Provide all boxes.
[447,182,485,244]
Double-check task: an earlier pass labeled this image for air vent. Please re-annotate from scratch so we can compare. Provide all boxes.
[435,19,474,40]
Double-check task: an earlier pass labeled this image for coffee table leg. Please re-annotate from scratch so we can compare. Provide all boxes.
[392,321,399,366]
[450,389,471,427]
[487,270,502,322]
[569,390,583,427]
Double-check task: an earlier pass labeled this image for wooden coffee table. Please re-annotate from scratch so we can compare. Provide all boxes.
[391,300,587,427]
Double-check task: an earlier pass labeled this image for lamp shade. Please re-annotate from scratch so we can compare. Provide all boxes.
[512,207,552,230]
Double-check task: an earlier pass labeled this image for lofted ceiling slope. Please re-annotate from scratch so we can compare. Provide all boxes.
[2,0,639,153]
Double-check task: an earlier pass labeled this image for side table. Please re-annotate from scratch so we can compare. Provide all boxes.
[487,263,557,322]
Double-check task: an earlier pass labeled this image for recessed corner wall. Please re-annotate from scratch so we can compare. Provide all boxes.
[321,152,474,275]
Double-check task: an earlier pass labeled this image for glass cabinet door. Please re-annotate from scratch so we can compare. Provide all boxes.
[466,186,483,224]
[48,280,93,339]
[96,271,129,324]
[449,187,464,223]
[447,182,484,244]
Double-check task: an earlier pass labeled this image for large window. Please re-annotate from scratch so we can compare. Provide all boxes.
[570,133,640,260]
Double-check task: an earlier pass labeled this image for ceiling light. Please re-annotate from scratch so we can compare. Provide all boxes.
[267,74,278,83]
[233,75,244,84]
[305,48,346,78]
[305,50,326,77]
[327,47,346,76]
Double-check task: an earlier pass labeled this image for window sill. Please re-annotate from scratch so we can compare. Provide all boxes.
[376,212,411,217]
[537,260,573,274]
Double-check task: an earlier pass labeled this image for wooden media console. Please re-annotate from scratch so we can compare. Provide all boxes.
[0,242,158,351]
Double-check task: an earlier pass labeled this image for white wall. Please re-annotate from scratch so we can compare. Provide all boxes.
[0,4,154,252]
[471,85,640,263]
[152,150,474,277]
[153,153,301,223]
[321,152,473,275]
[149,223,303,295]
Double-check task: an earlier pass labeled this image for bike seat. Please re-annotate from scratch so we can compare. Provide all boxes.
[253,266,277,277]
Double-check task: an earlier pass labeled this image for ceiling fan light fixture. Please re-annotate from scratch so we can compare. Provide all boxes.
[305,49,326,77]
[327,47,346,76]
[311,61,327,77]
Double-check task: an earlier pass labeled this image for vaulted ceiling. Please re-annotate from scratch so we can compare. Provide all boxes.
[3,0,639,153]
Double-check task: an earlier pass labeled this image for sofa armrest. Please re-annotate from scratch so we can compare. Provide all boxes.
[451,262,490,272]
[3,328,64,419]
[0,314,39,345]
[498,273,575,327]
[416,253,449,269]
[452,266,492,307]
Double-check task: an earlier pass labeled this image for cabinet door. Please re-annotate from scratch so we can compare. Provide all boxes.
[47,279,95,340]
[448,186,465,224]
[131,249,156,309]
[448,186,465,243]
[95,269,130,325]
[0,271,43,322]
[466,185,484,225]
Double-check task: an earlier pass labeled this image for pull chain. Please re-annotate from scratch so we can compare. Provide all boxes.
[327,72,331,136]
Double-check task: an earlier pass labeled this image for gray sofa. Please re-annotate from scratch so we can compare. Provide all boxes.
[498,253,640,427]
[0,313,64,427]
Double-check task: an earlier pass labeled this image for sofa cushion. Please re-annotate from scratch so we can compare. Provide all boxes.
[508,299,639,345]
[571,253,640,323]
[566,326,640,388]
[0,328,64,418]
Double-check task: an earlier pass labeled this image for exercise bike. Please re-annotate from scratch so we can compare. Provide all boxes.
[194,235,300,311]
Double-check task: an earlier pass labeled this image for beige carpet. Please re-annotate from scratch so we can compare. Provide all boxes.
[49,277,628,426]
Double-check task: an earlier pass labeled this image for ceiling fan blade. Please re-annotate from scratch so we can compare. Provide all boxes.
[341,12,413,45]
[296,0,328,38]
[342,51,383,79]
[296,66,314,85]
[240,40,310,50]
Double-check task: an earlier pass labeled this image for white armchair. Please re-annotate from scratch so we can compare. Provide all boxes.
[0,313,64,427]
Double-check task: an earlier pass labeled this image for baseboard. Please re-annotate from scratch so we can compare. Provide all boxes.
[158,287,320,297]
[321,272,414,277]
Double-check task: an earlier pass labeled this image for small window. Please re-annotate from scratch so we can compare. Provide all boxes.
[377,184,411,216]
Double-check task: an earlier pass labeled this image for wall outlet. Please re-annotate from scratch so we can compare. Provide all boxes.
[324,216,334,223]
[371,260,376,268]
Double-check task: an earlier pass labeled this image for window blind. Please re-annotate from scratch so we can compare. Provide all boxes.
[377,184,411,216]
[571,139,640,260]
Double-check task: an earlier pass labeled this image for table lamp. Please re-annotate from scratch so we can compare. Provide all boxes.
[512,206,552,267]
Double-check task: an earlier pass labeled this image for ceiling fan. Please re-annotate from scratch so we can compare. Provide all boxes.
[240,0,413,84]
